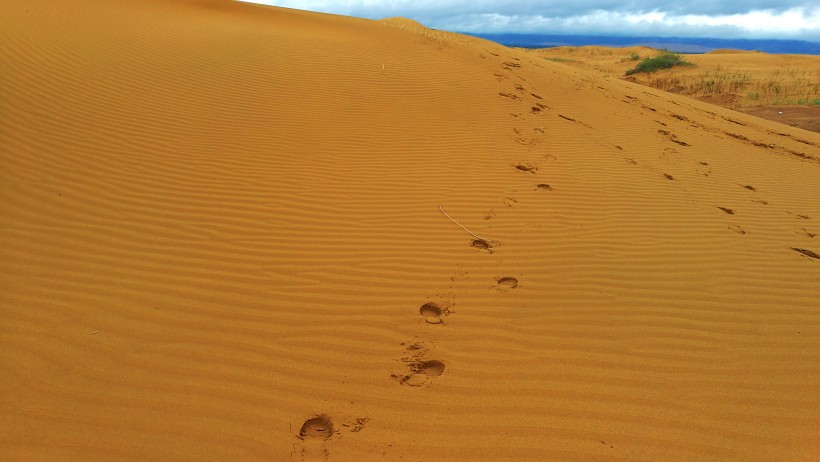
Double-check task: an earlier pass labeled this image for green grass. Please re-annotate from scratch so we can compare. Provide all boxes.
[544,57,577,63]
[619,52,641,63]
[795,98,820,106]
[625,52,693,75]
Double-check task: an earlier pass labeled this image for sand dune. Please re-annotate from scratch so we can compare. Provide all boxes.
[1,1,820,461]
[530,45,820,132]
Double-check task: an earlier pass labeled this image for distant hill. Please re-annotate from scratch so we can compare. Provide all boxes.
[466,34,820,55]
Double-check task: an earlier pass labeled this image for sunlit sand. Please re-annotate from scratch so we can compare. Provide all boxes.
[1,1,819,460]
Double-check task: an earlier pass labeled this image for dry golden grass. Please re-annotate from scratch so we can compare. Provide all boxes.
[526,46,820,131]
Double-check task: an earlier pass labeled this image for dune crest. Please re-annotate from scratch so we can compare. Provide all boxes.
[707,49,763,54]
[1,1,819,461]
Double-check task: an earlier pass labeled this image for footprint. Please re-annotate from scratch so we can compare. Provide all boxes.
[419,302,445,324]
[392,341,446,387]
[471,238,494,253]
[797,228,817,238]
[515,164,538,173]
[299,415,334,440]
[399,360,446,387]
[658,129,690,146]
[416,360,445,376]
[792,248,820,260]
[728,225,746,235]
[531,103,548,113]
[740,184,756,191]
[718,207,735,215]
[662,173,674,180]
[497,276,519,289]
[723,116,746,126]
[344,417,368,433]
[536,183,553,191]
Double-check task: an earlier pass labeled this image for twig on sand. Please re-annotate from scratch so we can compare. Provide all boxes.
[438,204,489,241]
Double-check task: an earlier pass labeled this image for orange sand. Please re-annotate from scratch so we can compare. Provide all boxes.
[1,1,820,461]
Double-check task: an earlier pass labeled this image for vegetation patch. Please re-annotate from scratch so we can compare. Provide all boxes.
[620,52,641,62]
[626,52,693,75]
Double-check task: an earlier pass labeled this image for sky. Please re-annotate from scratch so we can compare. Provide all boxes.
[246,1,820,41]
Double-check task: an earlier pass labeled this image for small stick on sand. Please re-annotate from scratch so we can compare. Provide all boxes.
[438,204,489,241]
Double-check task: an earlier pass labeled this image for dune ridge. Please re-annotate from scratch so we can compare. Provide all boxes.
[2,1,819,461]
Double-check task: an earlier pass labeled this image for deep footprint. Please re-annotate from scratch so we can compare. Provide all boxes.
[300,416,334,440]
[497,277,519,289]
[471,239,493,252]
[416,360,445,377]
[419,302,444,324]
[792,248,820,260]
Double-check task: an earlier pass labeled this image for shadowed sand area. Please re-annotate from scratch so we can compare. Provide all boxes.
[1,1,820,461]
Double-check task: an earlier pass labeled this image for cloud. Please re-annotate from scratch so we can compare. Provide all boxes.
[442,8,820,40]
[247,1,820,40]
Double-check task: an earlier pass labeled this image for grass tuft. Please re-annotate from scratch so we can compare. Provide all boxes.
[626,52,692,75]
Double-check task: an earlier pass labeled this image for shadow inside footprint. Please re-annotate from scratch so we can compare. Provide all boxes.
[401,360,446,387]
[792,247,820,260]
[536,183,553,190]
[497,277,519,289]
[471,239,493,252]
[416,360,445,376]
[419,303,444,324]
[300,416,334,440]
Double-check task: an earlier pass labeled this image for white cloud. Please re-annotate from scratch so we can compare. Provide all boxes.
[245,1,820,40]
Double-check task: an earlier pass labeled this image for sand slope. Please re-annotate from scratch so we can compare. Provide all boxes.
[1,1,820,461]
